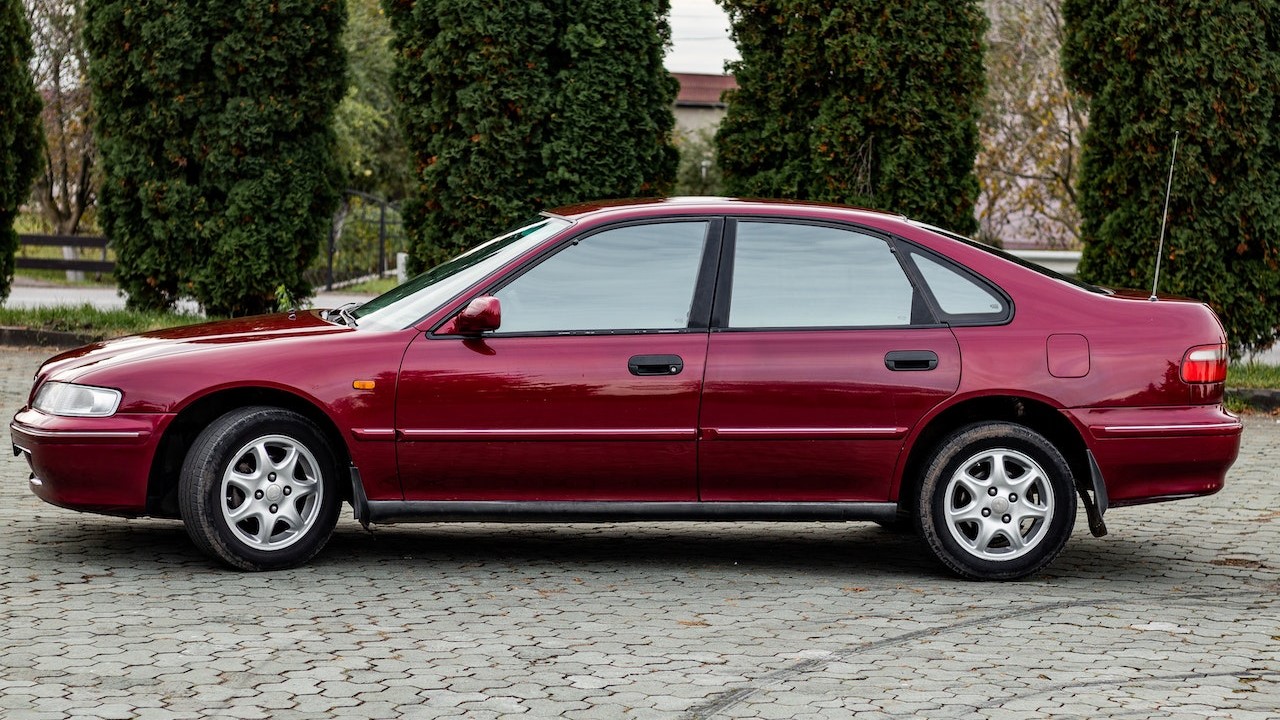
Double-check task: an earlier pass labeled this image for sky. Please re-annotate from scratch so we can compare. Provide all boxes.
[666,0,739,75]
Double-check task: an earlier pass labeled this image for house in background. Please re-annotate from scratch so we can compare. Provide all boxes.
[672,72,737,135]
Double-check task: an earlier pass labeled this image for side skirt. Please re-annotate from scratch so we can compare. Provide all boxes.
[362,500,899,525]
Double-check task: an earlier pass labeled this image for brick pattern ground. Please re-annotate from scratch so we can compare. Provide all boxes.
[2,346,1277,719]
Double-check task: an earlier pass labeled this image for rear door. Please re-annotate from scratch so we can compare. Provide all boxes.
[698,219,961,501]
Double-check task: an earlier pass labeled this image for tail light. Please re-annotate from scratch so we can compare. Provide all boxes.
[1180,344,1227,384]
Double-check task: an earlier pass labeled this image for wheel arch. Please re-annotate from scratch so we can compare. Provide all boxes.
[145,386,353,517]
[895,394,1090,514]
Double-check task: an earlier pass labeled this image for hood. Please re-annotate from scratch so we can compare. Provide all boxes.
[37,310,352,384]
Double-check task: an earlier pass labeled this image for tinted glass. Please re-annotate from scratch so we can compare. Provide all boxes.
[912,252,1006,316]
[495,222,709,333]
[354,218,570,331]
[729,222,916,328]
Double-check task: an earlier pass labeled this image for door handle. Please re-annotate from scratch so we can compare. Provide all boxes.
[629,354,683,376]
[885,350,938,371]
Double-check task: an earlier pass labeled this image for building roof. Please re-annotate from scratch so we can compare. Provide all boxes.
[672,73,737,108]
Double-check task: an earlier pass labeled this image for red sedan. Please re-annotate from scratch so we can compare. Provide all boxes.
[10,198,1242,579]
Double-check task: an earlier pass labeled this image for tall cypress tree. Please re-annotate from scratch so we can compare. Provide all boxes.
[385,0,678,270]
[85,0,347,316]
[0,0,43,304]
[1063,1,1280,356]
[716,1,986,234]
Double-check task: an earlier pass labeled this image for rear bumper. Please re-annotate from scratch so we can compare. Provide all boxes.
[10,408,174,516]
[1064,405,1242,507]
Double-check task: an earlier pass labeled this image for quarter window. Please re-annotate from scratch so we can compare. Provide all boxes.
[494,222,709,333]
[909,251,1007,319]
[728,222,919,328]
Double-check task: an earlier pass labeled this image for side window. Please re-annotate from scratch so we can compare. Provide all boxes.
[494,221,709,333]
[909,251,1007,319]
[728,222,920,328]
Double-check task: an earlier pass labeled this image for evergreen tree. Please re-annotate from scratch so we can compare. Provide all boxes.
[385,0,678,270]
[716,0,986,234]
[0,0,44,304]
[1063,0,1280,356]
[84,0,347,315]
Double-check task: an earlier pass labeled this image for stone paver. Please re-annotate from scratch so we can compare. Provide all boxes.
[2,346,1278,718]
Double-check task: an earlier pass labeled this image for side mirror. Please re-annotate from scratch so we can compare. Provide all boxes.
[453,296,501,335]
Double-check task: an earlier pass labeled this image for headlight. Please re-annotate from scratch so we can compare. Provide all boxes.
[33,382,122,417]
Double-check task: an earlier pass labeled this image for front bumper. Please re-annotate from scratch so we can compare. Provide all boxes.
[10,408,175,516]
[1064,405,1243,507]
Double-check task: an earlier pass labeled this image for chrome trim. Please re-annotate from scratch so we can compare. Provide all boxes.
[351,428,396,441]
[704,427,907,440]
[1097,422,1241,436]
[9,423,144,440]
[396,428,694,441]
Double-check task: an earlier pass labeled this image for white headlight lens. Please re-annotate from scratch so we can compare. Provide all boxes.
[33,382,122,417]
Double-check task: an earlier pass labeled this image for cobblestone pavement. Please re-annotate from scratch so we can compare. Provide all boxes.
[2,346,1278,719]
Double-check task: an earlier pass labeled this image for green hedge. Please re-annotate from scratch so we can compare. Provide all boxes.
[85,0,348,316]
[385,0,678,270]
[1064,0,1280,356]
[716,0,986,234]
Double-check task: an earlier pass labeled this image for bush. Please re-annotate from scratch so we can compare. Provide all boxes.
[0,0,44,304]
[385,0,678,270]
[1063,0,1280,356]
[716,0,986,234]
[85,0,347,316]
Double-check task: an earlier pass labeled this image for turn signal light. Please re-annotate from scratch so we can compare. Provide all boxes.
[1180,344,1227,384]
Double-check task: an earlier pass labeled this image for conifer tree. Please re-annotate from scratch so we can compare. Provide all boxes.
[385,0,678,269]
[85,0,347,315]
[0,0,44,303]
[716,0,987,234]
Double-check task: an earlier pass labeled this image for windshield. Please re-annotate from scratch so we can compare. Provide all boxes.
[351,217,571,331]
[907,220,1106,295]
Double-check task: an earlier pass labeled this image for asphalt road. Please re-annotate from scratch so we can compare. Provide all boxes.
[2,345,1278,719]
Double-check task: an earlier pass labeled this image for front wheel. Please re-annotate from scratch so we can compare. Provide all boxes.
[179,407,341,570]
[916,422,1076,580]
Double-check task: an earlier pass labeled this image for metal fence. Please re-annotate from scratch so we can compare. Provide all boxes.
[308,190,408,290]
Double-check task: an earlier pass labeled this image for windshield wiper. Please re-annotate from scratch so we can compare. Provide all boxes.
[324,302,360,328]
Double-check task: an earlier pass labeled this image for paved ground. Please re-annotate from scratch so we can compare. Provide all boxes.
[2,345,1278,719]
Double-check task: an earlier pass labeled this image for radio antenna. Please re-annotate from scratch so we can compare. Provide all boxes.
[1150,131,1180,302]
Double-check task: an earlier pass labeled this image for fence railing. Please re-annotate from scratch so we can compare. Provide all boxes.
[16,235,113,273]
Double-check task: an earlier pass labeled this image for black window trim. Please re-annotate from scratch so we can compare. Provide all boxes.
[428,216,725,339]
[710,215,951,333]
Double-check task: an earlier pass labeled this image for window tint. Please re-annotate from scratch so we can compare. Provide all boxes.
[495,222,708,333]
[911,252,1006,317]
[729,222,917,328]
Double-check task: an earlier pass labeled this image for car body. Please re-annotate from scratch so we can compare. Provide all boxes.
[10,198,1242,578]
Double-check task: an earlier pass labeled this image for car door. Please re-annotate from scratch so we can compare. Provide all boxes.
[698,219,962,502]
[395,219,721,501]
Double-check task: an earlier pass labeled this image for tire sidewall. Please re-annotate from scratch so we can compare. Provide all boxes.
[180,407,341,571]
[918,422,1077,580]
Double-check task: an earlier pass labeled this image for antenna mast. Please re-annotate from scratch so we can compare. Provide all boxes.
[1150,131,1180,302]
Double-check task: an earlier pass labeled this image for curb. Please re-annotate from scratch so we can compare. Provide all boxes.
[1227,388,1280,413]
[0,326,102,349]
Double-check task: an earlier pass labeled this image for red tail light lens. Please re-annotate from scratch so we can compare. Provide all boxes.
[1180,344,1227,384]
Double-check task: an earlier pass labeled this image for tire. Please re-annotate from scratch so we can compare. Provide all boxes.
[916,422,1076,580]
[179,406,341,571]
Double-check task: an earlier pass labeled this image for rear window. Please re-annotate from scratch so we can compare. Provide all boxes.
[907,220,1107,295]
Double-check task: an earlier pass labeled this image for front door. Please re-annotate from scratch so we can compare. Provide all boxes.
[396,219,720,501]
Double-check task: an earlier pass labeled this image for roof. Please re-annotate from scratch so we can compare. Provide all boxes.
[544,197,902,225]
[672,73,737,108]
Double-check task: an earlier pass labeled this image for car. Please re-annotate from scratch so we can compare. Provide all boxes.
[10,198,1242,579]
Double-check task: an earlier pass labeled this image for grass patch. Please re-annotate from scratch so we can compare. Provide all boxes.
[0,304,212,340]
[1227,362,1280,389]
[335,276,399,295]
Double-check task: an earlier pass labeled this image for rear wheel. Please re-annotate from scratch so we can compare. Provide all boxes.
[917,422,1076,580]
[179,407,341,570]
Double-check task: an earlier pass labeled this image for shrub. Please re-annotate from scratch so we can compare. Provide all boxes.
[0,0,44,303]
